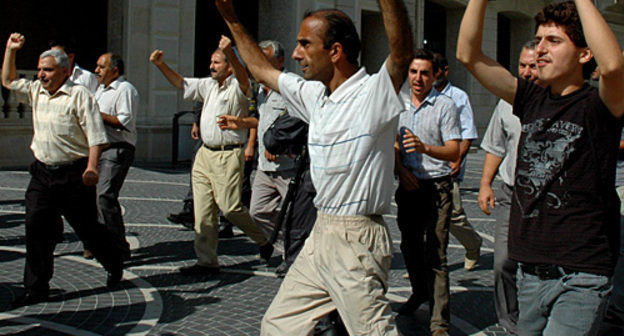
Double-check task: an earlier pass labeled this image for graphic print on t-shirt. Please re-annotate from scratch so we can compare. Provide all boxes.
[515,118,583,218]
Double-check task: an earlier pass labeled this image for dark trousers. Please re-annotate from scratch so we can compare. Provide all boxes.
[97,145,135,246]
[24,159,128,294]
[396,177,452,332]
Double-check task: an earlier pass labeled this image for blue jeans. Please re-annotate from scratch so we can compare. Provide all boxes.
[517,266,611,336]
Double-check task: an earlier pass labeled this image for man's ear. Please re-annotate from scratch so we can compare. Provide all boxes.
[329,42,342,64]
[579,47,593,65]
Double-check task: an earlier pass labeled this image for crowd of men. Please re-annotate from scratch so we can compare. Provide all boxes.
[2,0,623,335]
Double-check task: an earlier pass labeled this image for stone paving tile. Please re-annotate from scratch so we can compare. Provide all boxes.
[0,150,512,335]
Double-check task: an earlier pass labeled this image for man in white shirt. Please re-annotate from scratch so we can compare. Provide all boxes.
[93,53,139,258]
[49,39,98,94]
[216,0,413,334]
[150,36,272,276]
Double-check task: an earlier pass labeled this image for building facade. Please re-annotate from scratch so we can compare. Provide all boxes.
[1,0,623,167]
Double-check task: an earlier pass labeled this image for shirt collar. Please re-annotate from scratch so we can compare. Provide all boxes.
[103,76,125,90]
[327,66,368,102]
[411,88,440,111]
[40,79,73,97]
[439,81,453,95]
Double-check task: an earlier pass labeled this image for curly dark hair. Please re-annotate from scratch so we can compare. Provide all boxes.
[534,1,586,48]
[413,49,438,74]
[304,9,361,66]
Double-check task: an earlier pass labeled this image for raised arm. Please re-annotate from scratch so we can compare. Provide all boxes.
[456,0,517,104]
[575,0,624,118]
[2,33,24,89]
[216,0,281,92]
[219,35,250,95]
[379,0,414,92]
[149,49,184,90]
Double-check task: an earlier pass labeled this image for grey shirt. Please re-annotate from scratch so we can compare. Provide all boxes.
[398,87,461,179]
[257,85,295,172]
[480,99,521,186]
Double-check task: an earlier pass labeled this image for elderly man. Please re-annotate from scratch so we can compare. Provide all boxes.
[49,38,98,94]
[216,0,413,334]
[92,53,139,258]
[150,36,272,276]
[2,33,127,308]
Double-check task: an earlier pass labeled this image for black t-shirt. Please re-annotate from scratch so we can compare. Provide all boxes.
[510,79,622,275]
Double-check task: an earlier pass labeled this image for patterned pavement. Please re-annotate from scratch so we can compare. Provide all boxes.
[0,149,512,335]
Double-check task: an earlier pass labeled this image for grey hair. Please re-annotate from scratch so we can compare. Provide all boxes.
[258,40,284,60]
[40,49,70,70]
[523,40,536,50]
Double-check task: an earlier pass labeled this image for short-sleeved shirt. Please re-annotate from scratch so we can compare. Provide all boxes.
[183,75,250,147]
[95,76,139,146]
[257,85,295,172]
[480,99,521,186]
[440,82,478,181]
[278,63,402,216]
[510,79,622,275]
[70,64,99,94]
[10,78,108,165]
[397,87,461,180]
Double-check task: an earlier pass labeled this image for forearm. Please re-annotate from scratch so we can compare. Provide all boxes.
[378,0,413,90]
[480,153,503,188]
[424,140,459,162]
[456,0,488,66]
[247,127,257,148]
[87,144,106,171]
[222,47,250,94]
[458,139,472,161]
[1,48,17,88]
[155,62,184,90]
[100,113,126,130]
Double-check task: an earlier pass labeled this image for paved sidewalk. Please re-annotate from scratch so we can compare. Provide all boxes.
[0,150,509,335]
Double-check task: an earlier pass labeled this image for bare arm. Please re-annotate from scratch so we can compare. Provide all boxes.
[379,0,413,92]
[402,128,460,162]
[217,115,258,129]
[219,35,250,95]
[450,139,473,176]
[575,0,624,118]
[245,128,256,162]
[83,144,106,186]
[149,49,184,90]
[2,33,24,88]
[478,153,503,215]
[456,0,517,104]
[215,0,281,92]
[100,113,126,130]
[394,138,419,191]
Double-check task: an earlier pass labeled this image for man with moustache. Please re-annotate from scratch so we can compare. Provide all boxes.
[2,33,127,307]
[150,36,272,276]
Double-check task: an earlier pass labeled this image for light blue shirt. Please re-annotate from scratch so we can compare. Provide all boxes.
[398,87,461,180]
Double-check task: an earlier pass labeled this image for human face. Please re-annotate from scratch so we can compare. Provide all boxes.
[95,53,118,86]
[210,50,231,83]
[37,56,68,94]
[518,48,538,83]
[408,58,435,103]
[292,16,333,83]
[534,22,586,85]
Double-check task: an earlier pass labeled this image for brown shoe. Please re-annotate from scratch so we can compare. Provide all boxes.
[83,249,94,259]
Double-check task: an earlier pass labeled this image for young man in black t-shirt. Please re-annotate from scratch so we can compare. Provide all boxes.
[457,0,624,334]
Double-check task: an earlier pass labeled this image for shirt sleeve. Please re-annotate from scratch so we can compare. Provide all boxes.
[456,91,478,140]
[77,89,109,147]
[183,77,213,102]
[480,100,507,158]
[9,78,34,105]
[278,72,325,123]
[440,99,462,142]
[365,61,405,127]
[115,84,139,128]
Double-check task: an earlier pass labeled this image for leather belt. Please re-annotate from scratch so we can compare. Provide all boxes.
[520,263,575,280]
[203,143,243,151]
[39,158,87,171]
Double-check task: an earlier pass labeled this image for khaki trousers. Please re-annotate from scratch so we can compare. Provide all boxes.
[261,212,397,336]
[450,179,482,258]
[192,146,267,267]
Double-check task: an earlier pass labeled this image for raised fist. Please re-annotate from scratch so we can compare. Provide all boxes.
[6,33,25,51]
[218,35,232,53]
[149,49,164,65]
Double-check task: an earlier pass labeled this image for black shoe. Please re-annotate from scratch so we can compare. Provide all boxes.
[11,291,49,308]
[275,261,289,277]
[107,261,124,288]
[178,264,220,276]
[218,224,234,238]
[259,243,274,263]
[398,293,428,316]
[167,202,194,226]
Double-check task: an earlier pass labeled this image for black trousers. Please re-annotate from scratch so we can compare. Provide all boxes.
[24,159,128,294]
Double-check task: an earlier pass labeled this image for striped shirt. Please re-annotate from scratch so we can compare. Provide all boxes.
[10,78,108,165]
[278,62,402,216]
[398,87,461,179]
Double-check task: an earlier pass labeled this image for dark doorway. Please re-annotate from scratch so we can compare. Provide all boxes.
[0,0,108,71]
[424,1,446,55]
[194,0,259,77]
[497,13,511,71]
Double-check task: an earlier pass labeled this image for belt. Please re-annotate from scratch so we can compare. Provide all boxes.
[419,175,452,184]
[520,263,575,280]
[203,143,243,151]
[39,158,87,171]
[108,142,135,151]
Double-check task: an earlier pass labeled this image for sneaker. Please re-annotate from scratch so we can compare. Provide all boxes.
[464,246,481,271]
[259,243,274,263]
[178,264,219,276]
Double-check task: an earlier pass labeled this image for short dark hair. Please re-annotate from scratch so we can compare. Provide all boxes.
[413,49,438,74]
[304,9,361,66]
[433,53,448,72]
[534,1,595,79]
[108,53,125,76]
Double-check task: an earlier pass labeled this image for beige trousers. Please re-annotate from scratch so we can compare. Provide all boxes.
[192,146,267,267]
[261,212,398,336]
[450,180,482,258]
